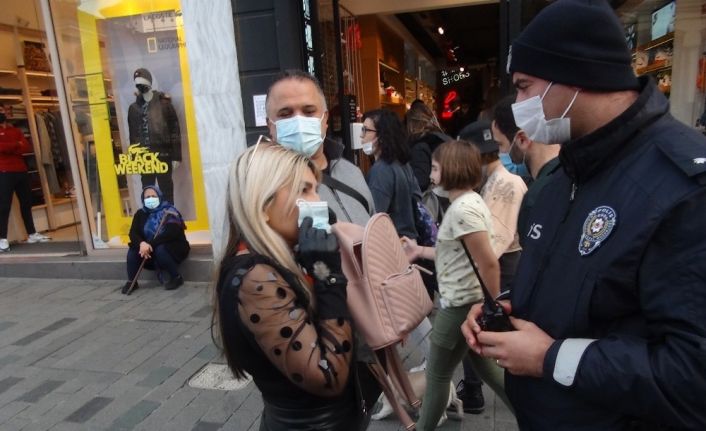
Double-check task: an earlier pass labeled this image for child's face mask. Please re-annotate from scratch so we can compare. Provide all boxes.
[296,200,331,233]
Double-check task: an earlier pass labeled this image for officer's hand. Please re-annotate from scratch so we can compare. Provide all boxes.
[462,300,511,353]
[476,316,554,377]
[297,217,342,279]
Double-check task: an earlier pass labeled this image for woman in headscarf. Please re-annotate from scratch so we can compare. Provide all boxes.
[122,185,189,293]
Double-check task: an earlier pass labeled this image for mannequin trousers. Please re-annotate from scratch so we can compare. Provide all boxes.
[141,160,173,204]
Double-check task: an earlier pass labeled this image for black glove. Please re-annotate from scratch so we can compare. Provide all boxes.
[297,217,343,282]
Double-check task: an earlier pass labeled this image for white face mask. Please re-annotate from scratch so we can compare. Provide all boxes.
[296,199,331,233]
[274,114,325,157]
[362,138,376,156]
[144,196,160,210]
[511,82,579,144]
[432,185,449,198]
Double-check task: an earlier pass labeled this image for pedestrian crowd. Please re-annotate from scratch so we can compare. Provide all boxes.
[205,0,706,430]
[1,0,701,429]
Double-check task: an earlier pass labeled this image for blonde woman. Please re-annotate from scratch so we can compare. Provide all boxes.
[212,143,365,430]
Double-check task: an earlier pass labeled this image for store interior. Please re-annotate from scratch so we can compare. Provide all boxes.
[1,0,83,256]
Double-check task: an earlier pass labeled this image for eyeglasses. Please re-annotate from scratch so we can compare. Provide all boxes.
[247,135,272,172]
[361,126,377,135]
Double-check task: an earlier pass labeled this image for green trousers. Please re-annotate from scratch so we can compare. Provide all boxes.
[415,304,512,430]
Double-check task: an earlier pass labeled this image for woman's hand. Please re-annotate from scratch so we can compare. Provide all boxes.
[139,241,152,259]
[400,236,422,262]
[297,217,342,280]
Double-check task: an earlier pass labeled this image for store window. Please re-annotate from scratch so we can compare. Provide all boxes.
[1,0,82,256]
[620,0,706,131]
[48,0,209,249]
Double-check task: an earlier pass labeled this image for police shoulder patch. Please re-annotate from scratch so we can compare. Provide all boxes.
[578,206,617,256]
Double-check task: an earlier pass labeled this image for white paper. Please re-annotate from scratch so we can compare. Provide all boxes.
[253,94,267,127]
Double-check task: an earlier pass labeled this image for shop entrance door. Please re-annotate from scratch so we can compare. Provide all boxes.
[1,0,83,257]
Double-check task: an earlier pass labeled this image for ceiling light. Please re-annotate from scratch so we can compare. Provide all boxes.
[437,27,444,35]
[459,67,465,72]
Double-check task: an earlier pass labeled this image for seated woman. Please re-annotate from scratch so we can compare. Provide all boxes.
[402,140,511,430]
[212,143,364,431]
[122,185,189,294]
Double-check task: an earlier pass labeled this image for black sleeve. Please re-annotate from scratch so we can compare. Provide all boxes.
[544,188,706,429]
[149,222,185,247]
[128,211,146,247]
[410,141,432,191]
[127,104,139,145]
[235,263,353,396]
[163,99,181,161]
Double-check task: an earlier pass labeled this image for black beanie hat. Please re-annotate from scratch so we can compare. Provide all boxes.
[133,68,153,86]
[508,0,639,91]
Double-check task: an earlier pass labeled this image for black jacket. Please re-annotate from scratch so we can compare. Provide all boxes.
[128,209,190,262]
[409,132,448,191]
[127,91,182,161]
[508,78,706,430]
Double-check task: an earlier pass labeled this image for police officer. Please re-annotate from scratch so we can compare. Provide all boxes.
[463,0,706,429]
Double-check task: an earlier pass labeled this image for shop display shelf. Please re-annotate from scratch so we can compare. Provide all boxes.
[0,69,17,75]
[637,64,671,76]
[25,70,54,78]
[0,95,22,101]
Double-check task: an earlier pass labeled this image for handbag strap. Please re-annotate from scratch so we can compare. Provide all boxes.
[322,173,371,214]
[459,239,495,302]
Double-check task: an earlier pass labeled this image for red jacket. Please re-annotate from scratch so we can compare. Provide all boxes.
[0,124,32,172]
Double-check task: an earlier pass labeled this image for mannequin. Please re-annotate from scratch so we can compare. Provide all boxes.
[127,68,181,204]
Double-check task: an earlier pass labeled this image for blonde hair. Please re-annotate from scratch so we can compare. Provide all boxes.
[220,142,319,283]
[212,143,319,378]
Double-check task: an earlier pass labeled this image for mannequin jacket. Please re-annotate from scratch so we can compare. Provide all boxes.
[127,91,182,161]
[508,78,706,430]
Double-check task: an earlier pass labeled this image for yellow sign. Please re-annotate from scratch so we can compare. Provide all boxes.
[114,145,169,175]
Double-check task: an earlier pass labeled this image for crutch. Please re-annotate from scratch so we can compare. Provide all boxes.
[125,209,179,295]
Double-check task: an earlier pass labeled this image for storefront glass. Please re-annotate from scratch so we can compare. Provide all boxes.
[1,0,83,256]
[620,0,706,132]
[48,0,210,249]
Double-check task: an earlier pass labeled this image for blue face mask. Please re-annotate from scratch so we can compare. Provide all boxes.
[144,196,160,210]
[274,114,325,157]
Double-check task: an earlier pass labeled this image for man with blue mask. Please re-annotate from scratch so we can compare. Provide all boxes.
[491,95,561,246]
[266,70,374,226]
[462,1,706,430]
[491,95,531,180]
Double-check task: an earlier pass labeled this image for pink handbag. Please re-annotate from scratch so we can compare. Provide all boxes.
[332,213,433,349]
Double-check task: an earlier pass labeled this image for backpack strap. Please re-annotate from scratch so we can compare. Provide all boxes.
[322,173,371,215]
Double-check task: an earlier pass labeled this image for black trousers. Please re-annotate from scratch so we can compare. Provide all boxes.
[141,159,174,204]
[0,172,36,238]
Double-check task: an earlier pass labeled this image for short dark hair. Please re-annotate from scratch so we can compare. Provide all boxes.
[432,140,482,190]
[493,94,519,140]
[362,109,409,164]
[265,69,327,115]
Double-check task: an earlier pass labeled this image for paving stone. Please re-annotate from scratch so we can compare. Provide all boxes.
[64,396,113,423]
[0,321,17,332]
[0,377,23,395]
[0,355,21,370]
[137,366,178,388]
[106,399,160,431]
[192,421,223,431]
[14,379,64,403]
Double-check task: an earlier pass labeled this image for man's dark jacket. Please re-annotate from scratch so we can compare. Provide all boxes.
[509,78,706,430]
[127,91,182,161]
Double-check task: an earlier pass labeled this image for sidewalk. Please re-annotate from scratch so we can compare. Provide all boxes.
[0,278,518,431]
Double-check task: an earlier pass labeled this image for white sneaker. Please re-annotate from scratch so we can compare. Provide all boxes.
[27,232,51,243]
[0,238,9,252]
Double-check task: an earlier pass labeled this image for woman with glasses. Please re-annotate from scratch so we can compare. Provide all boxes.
[212,142,367,430]
[362,109,420,240]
